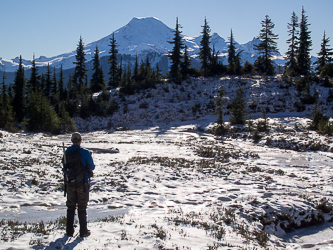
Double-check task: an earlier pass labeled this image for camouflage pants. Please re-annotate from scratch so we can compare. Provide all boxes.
[66,182,90,212]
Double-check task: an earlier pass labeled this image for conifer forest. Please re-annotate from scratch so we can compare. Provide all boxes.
[0,7,332,134]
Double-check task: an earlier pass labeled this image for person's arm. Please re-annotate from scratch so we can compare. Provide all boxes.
[82,149,95,171]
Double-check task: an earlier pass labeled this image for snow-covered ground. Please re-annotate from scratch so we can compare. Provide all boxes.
[1,115,333,249]
[1,76,333,249]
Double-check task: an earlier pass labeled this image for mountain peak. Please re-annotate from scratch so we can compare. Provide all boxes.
[123,16,172,33]
[111,16,174,55]
[130,17,161,22]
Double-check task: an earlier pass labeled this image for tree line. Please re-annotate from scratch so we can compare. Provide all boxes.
[169,7,332,79]
[0,7,332,133]
[0,32,164,133]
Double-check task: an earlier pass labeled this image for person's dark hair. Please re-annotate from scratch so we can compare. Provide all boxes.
[71,132,82,143]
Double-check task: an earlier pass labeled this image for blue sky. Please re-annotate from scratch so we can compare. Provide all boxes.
[1,0,332,60]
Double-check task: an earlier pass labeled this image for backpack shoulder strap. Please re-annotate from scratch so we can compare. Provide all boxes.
[73,147,90,171]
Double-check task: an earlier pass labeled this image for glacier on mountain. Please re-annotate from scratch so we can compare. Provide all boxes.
[0,17,283,73]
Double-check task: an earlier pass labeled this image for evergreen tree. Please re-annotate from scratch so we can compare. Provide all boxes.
[90,45,106,92]
[314,31,333,75]
[26,89,61,134]
[210,45,221,75]
[72,36,89,116]
[241,61,254,75]
[40,73,45,95]
[58,65,65,101]
[155,63,163,83]
[296,7,312,75]
[199,17,211,77]
[284,11,299,75]
[51,68,61,113]
[133,54,139,83]
[7,83,13,104]
[143,56,154,89]
[138,59,146,83]
[0,74,15,130]
[181,44,191,80]
[59,102,77,132]
[321,63,333,78]
[228,29,237,75]
[108,32,119,88]
[120,66,134,95]
[12,55,26,122]
[65,73,77,117]
[118,56,123,83]
[215,86,225,126]
[257,109,269,132]
[229,87,246,125]
[73,36,88,91]
[234,51,243,75]
[1,74,6,105]
[168,17,184,84]
[78,83,90,119]
[44,63,52,99]
[26,56,40,116]
[26,90,43,131]
[27,55,40,92]
[254,15,279,75]
[52,68,58,99]
[309,100,329,131]
[133,57,152,90]
[214,86,226,135]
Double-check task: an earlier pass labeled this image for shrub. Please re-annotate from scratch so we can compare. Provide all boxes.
[139,101,149,109]
[151,224,167,239]
[310,102,330,134]
[318,121,333,136]
[229,87,246,125]
[213,226,225,240]
[252,129,262,142]
[253,229,269,247]
[192,102,201,114]
[323,76,333,87]
[327,89,333,102]
[294,99,306,112]
[162,85,169,92]
[320,63,333,77]
[316,201,333,213]
[31,178,39,186]
[248,101,257,110]
[256,110,269,132]
[214,125,229,136]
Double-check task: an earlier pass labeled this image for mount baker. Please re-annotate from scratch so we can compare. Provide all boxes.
[0,17,284,74]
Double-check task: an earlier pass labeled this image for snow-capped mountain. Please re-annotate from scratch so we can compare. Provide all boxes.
[0,17,281,73]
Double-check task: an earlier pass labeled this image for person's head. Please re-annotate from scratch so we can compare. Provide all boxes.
[71,132,82,145]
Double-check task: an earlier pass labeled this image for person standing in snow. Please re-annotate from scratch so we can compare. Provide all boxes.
[63,132,95,237]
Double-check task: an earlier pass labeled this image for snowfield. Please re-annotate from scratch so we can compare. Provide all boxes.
[1,76,333,249]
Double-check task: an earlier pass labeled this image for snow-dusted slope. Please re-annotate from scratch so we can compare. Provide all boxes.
[0,17,283,73]
[0,75,333,249]
[1,105,333,249]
